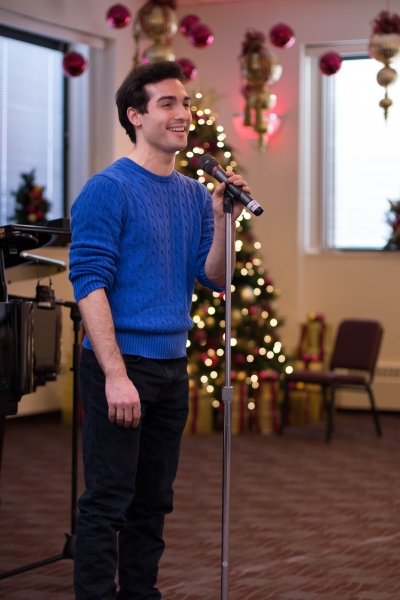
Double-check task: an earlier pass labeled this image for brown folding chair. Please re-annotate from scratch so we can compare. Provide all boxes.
[279,319,383,442]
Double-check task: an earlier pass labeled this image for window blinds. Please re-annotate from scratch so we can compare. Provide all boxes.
[0,35,64,223]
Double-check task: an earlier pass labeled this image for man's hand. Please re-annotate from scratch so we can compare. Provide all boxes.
[212,171,251,222]
[205,170,252,287]
[78,289,142,428]
[105,375,141,428]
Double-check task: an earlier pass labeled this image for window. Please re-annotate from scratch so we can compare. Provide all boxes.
[0,26,67,224]
[303,45,400,251]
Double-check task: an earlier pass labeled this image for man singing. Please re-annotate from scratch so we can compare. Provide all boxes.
[69,61,249,600]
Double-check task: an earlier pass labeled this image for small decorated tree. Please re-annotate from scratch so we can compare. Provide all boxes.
[12,170,51,225]
[384,199,400,250]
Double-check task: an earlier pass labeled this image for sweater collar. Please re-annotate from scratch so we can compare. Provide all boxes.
[120,157,178,183]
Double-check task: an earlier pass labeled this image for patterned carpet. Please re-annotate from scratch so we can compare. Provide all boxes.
[1,411,400,599]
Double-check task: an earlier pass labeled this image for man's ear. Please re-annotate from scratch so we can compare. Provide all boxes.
[127,107,142,128]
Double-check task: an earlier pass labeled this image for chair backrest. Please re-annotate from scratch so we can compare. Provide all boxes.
[329,319,383,374]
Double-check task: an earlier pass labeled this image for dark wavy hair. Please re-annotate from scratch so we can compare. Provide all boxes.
[115,62,184,144]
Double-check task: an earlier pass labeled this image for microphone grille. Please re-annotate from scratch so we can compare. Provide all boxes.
[199,154,218,174]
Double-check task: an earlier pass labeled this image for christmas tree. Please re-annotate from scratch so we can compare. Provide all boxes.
[384,199,400,250]
[175,94,287,419]
[12,170,51,225]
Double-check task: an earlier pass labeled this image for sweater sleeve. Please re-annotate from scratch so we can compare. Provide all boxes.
[194,184,225,293]
[69,175,126,303]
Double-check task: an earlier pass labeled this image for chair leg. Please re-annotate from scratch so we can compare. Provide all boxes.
[323,387,333,443]
[366,384,382,437]
[279,381,289,435]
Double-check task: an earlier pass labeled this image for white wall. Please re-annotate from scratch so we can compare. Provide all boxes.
[2,0,400,413]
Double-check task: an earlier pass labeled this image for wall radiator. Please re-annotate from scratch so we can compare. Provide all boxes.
[336,363,400,411]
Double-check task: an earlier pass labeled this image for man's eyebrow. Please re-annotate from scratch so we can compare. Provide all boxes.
[156,95,191,103]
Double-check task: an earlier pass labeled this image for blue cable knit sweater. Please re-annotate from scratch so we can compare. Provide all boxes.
[69,158,223,359]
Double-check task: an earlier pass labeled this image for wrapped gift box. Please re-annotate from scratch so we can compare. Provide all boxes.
[184,380,214,435]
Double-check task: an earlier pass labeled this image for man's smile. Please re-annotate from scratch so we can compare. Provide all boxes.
[167,126,187,133]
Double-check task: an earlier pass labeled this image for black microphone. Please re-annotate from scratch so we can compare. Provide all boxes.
[199,154,264,217]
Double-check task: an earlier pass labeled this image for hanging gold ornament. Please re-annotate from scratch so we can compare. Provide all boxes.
[241,42,282,87]
[240,29,282,150]
[243,85,276,127]
[133,0,178,67]
[144,41,175,63]
[369,11,400,119]
[369,32,400,63]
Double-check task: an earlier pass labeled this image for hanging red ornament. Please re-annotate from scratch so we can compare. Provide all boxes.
[269,23,295,48]
[106,4,132,28]
[62,52,88,77]
[179,14,200,36]
[177,57,197,82]
[188,23,214,48]
[319,52,342,75]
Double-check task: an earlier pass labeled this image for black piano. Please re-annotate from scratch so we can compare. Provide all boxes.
[0,219,71,417]
[0,219,83,577]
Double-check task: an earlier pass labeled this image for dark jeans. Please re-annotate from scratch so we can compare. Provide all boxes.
[74,348,189,600]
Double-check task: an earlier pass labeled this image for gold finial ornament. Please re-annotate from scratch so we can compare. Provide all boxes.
[379,91,393,119]
[369,11,400,119]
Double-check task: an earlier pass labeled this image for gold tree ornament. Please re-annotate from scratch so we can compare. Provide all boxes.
[369,10,400,119]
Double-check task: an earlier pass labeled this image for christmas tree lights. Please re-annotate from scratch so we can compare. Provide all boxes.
[187,212,286,409]
[175,97,286,420]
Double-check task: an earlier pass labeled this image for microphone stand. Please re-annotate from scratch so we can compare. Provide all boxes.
[221,191,234,600]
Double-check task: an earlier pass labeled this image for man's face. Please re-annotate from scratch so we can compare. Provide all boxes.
[132,78,192,155]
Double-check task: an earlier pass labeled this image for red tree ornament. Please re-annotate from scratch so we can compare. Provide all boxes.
[179,14,200,36]
[319,51,342,75]
[188,23,214,48]
[270,23,295,48]
[106,4,132,29]
[177,58,197,82]
[62,52,88,77]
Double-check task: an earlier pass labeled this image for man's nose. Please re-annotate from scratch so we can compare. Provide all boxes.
[175,104,189,119]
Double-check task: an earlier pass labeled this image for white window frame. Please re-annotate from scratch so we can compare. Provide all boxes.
[0,25,68,222]
[0,8,113,217]
[299,40,379,253]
